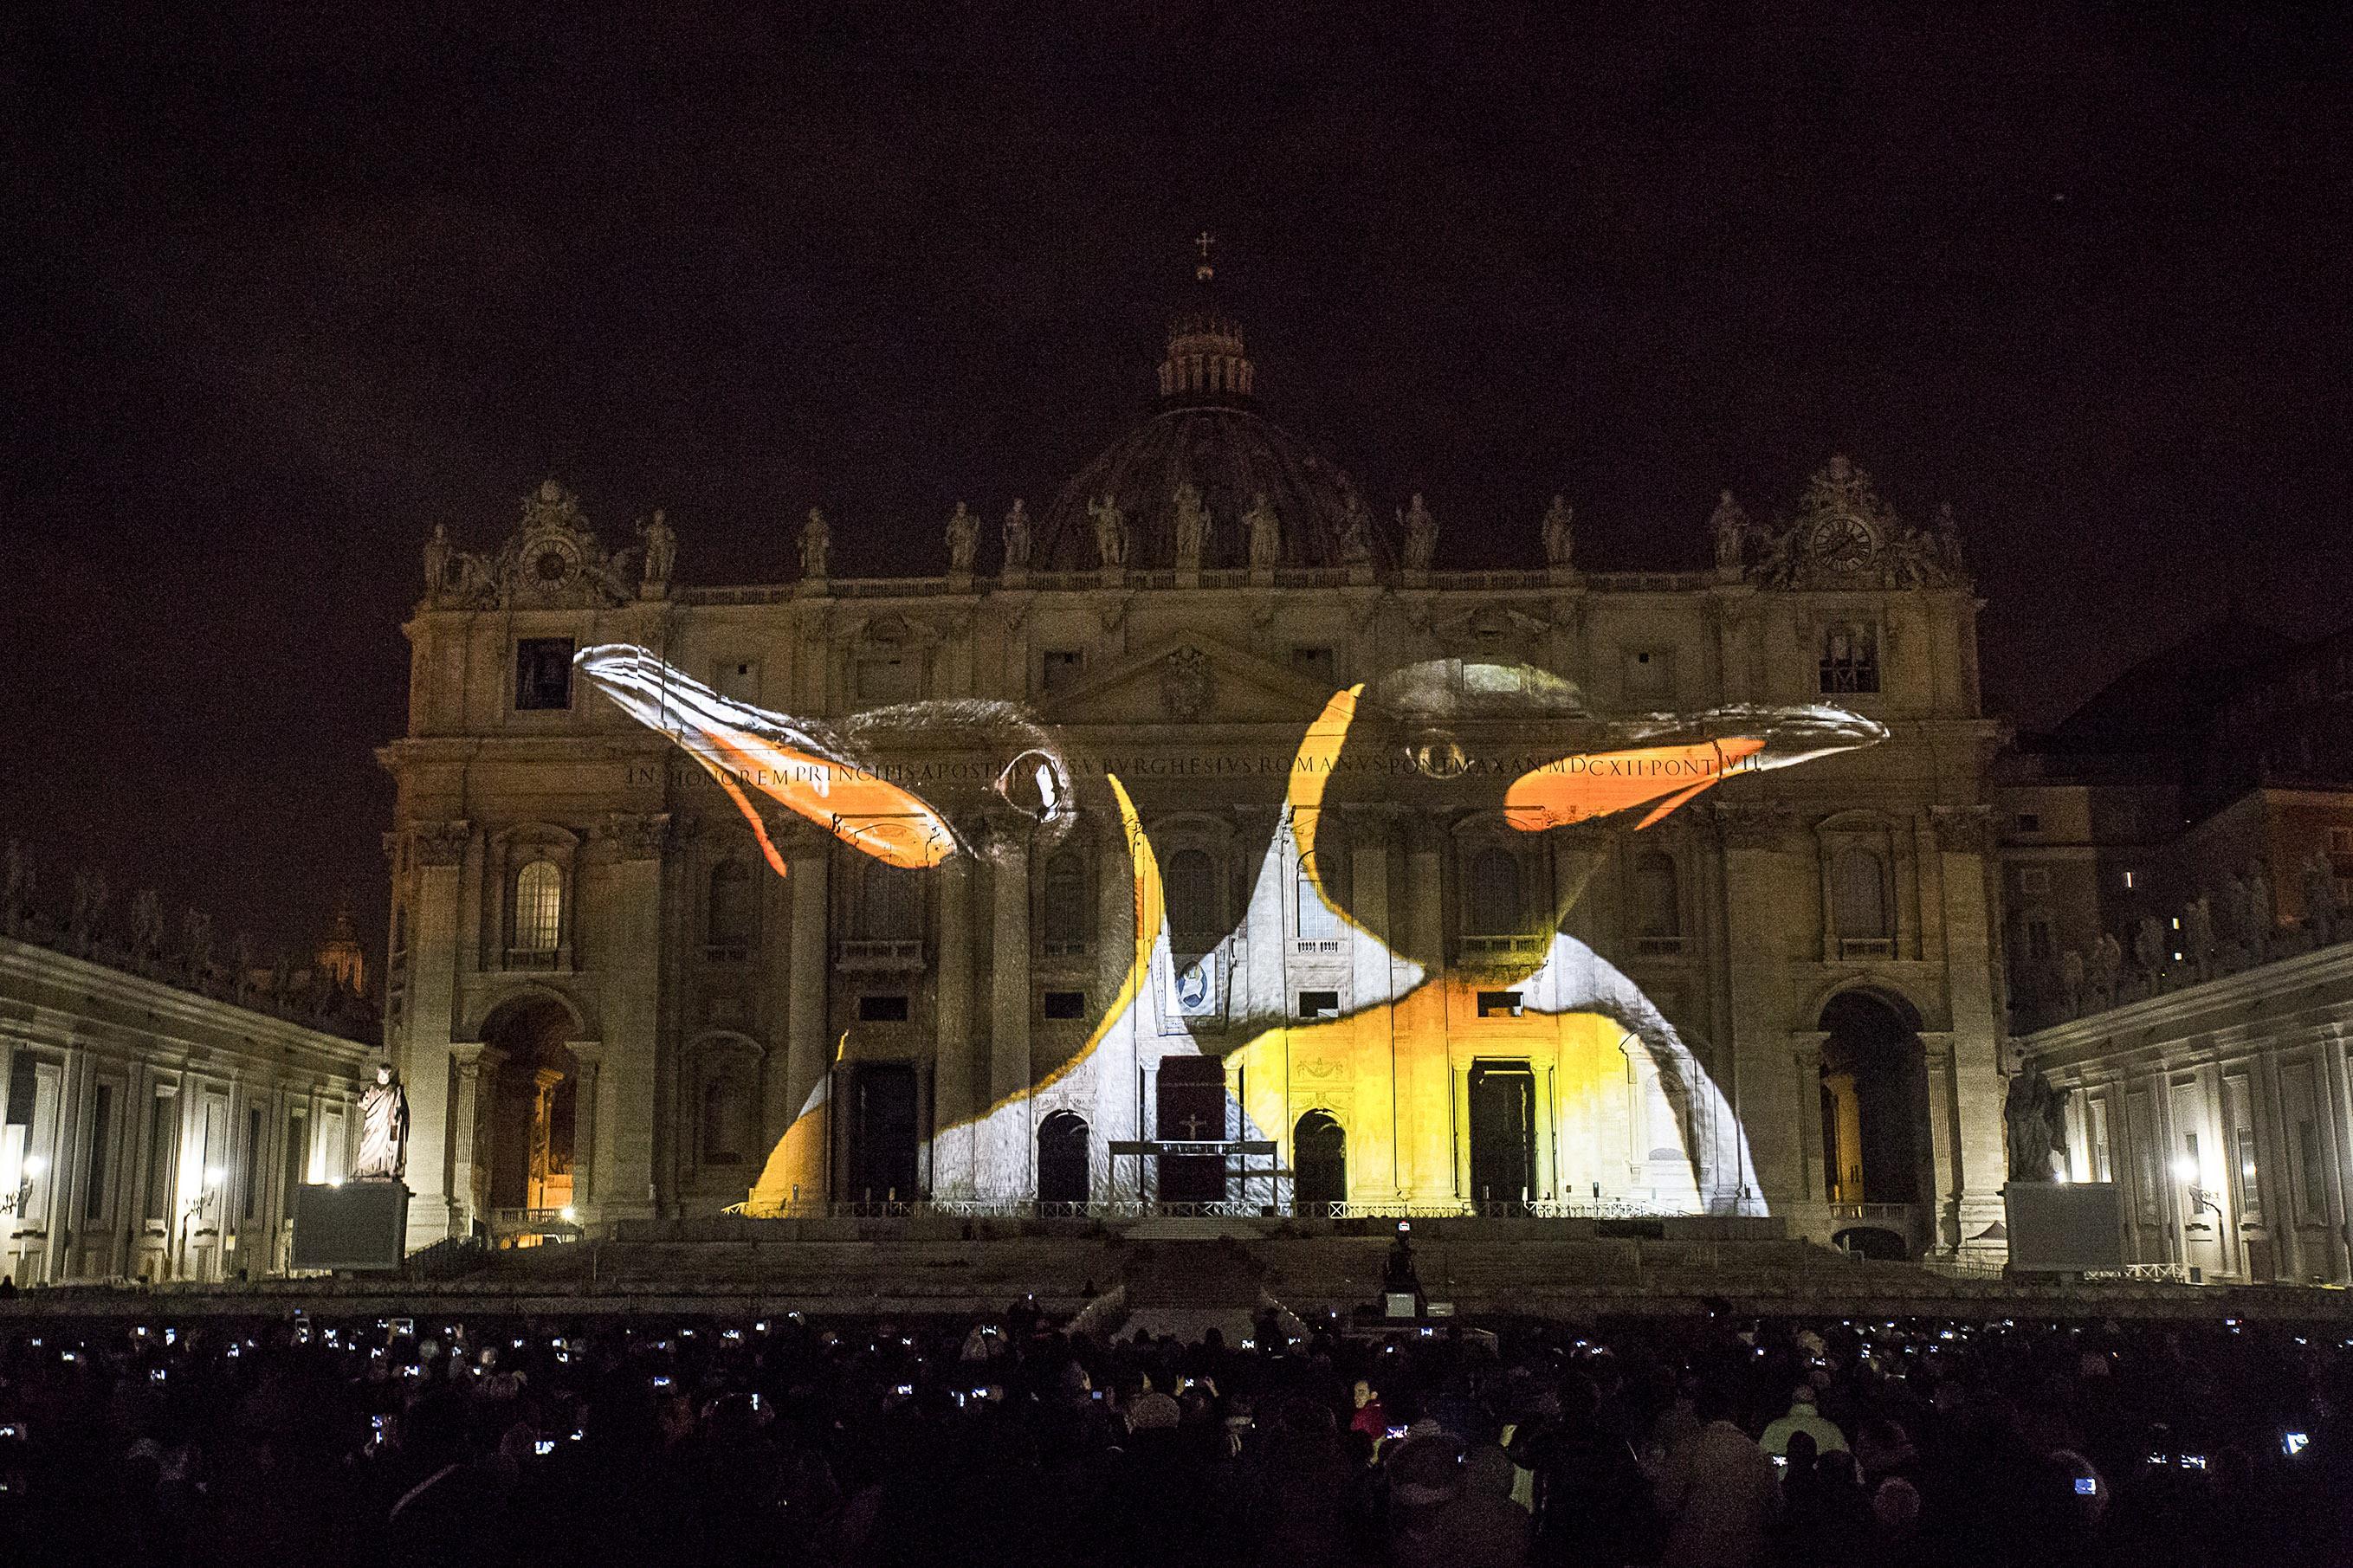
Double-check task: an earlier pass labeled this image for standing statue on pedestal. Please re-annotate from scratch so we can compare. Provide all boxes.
[1245,492,1282,569]
[2302,852,2339,945]
[353,1062,410,1182]
[1542,494,1575,569]
[637,508,676,596]
[1171,482,1208,571]
[1339,500,1373,566]
[945,500,979,573]
[1089,494,1128,570]
[1399,493,1437,571]
[423,523,454,597]
[799,507,831,580]
[1711,490,1749,574]
[1002,499,1031,571]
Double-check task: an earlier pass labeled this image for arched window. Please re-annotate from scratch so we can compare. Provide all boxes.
[861,862,920,939]
[1633,852,1681,942]
[513,861,563,953]
[1466,846,1523,935]
[701,1067,754,1166]
[1043,851,1088,954]
[1296,853,1344,944]
[1833,848,1891,940]
[708,861,759,960]
[1165,848,1219,943]
[1293,1110,1346,1214]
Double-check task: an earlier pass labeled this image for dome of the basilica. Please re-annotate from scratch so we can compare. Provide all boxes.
[1036,281,1384,573]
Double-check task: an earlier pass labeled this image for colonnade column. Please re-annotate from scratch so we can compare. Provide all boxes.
[597,813,667,1222]
[1091,805,1141,1197]
[1930,805,2010,1261]
[985,816,1032,1199]
[782,831,831,1202]
[445,1042,501,1237]
[1712,803,1796,1211]
[931,851,977,1197]
[398,819,471,1246]
[568,1042,602,1217]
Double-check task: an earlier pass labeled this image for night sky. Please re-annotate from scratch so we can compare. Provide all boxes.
[5,4,2349,965]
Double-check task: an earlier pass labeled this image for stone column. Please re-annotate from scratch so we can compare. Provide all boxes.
[931,851,977,1197]
[598,813,668,1221]
[1346,807,1398,1208]
[1091,809,1141,1192]
[1395,819,1452,1200]
[985,817,1033,1198]
[1714,803,1798,1210]
[1930,806,2010,1261]
[446,1042,502,1237]
[400,820,470,1245]
[1788,1032,1828,1207]
[781,831,831,1198]
[569,1042,603,1216]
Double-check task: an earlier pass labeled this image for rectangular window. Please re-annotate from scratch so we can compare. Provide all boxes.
[1297,990,1341,1020]
[1043,990,1087,1021]
[857,654,917,701]
[2330,827,2353,856]
[242,1107,263,1222]
[514,637,575,710]
[2025,917,2054,961]
[2225,1075,2261,1224]
[2018,867,2051,894]
[1041,649,1084,694]
[2091,1099,2113,1183]
[2014,812,2040,834]
[1476,990,1523,1019]
[2129,1091,2160,1223]
[1818,623,1880,695]
[715,659,761,702]
[281,1107,308,1215]
[1290,646,1337,684]
[144,1091,178,1223]
[1623,648,1674,700]
[2283,1064,2326,1223]
[857,994,910,1023]
[2298,1120,2327,1223]
[82,1083,114,1223]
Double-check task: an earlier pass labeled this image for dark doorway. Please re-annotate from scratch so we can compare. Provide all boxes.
[1294,1110,1346,1215]
[1038,1111,1090,1207]
[1467,1063,1535,1207]
[848,1063,919,1203]
[1833,1225,1908,1261]
[1818,990,1933,1206]
[482,999,577,1214]
[1156,1055,1227,1203]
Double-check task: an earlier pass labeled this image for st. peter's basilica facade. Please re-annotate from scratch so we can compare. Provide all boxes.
[379,274,2010,1264]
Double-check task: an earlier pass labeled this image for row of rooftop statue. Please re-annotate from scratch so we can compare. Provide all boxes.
[2022,855,2348,1024]
[421,463,1969,594]
[0,842,375,1036]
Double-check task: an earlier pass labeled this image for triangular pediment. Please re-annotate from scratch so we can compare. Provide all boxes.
[1043,634,1341,726]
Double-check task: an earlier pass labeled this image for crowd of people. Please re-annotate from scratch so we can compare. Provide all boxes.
[0,1296,2346,1566]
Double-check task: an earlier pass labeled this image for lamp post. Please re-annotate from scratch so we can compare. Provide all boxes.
[0,1153,46,1220]
[176,1165,226,1281]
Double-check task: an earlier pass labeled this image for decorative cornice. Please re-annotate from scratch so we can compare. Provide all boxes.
[1710,801,1796,850]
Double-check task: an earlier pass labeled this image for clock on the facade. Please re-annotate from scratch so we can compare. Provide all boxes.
[1806,513,1878,574]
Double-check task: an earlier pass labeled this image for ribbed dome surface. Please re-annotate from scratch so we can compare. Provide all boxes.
[1038,403,1378,572]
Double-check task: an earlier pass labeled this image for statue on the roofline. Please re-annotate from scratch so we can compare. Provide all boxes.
[946,500,979,573]
[1399,493,1436,571]
[1542,494,1575,569]
[1172,482,1208,571]
[1244,492,1281,569]
[1002,499,1031,570]
[799,507,831,580]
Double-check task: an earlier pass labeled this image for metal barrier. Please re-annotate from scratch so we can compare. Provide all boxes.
[714,1198,1704,1222]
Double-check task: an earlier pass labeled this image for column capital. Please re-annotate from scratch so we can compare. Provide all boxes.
[1926,803,2001,856]
[566,1041,605,1071]
[449,1042,506,1077]
[409,819,473,868]
[596,810,672,861]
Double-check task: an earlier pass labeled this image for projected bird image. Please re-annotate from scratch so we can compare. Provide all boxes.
[575,644,1886,1216]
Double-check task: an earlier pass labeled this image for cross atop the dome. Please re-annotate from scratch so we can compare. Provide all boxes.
[1193,229,1217,282]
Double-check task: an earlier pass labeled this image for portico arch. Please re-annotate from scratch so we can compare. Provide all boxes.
[1816,987,1933,1217]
